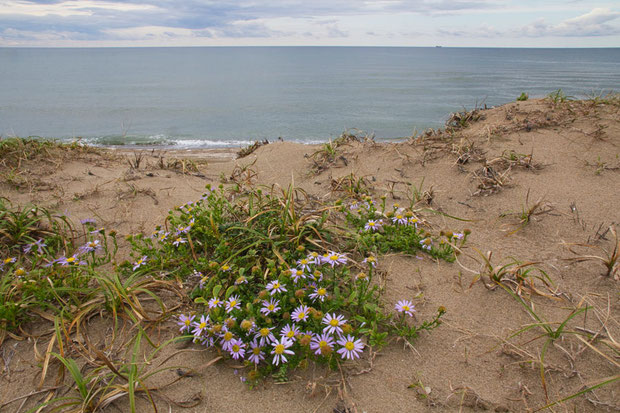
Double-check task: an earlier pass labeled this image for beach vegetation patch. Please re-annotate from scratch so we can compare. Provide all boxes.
[125,183,467,384]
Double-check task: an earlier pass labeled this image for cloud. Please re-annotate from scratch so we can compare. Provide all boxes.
[0,1,618,45]
[437,8,620,39]
[0,0,501,45]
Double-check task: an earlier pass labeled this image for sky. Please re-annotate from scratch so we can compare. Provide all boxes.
[0,1,619,47]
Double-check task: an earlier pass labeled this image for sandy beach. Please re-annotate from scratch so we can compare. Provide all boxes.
[1,97,618,412]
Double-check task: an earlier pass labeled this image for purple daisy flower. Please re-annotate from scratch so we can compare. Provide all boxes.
[78,240,102,255]
[322,251,347,267]
[419,238,432,251]
[364,219,382,232]
[58,255,86,266]
[225,295,241,313]
[133,255,148,271]
[260,298,281,316]
[172,237,187,247]
[289,268,305,284]
[291,305,310,323]
[308,285,328,303]
[280,324,300,342]
[310,333,335,356]
[220,330,236,352]
[296,258,312,273]
[306,251,321,265]
[248,339,265,364]
[177,314,195,333]
[255,327,276,347]
[395,300,416,317]
[322,313,346,335]
[362,256,377,268]
[266,280,287,295]
[228,339,246,360]
[407,217,419,228]
[270,337,294,366]
[336,335,364,360]
[208,297,222,309]
[392,213,408,225]
[191,314,210,337]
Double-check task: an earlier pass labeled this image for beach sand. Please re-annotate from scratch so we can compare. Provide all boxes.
[1,98,618,412]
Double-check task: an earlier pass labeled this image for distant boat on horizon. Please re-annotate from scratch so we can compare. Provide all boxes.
[435,45,443,48]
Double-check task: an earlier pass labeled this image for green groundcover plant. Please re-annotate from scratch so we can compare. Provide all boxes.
[126,184,468,384]
[0,200,117,331]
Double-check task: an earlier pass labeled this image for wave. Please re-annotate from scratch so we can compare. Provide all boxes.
[57,134,330,149]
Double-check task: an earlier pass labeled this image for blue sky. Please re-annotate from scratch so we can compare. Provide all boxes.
[1,1,619,47]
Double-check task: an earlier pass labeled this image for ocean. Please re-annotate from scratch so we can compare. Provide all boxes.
[1,47,619,148]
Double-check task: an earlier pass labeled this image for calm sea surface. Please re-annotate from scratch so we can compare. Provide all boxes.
[1,47,619,148]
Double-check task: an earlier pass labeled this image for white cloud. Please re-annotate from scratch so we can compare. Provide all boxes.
[438,8,620,39]
[519,8,620,37]
[0,0,158,17]
[0,1,619,46]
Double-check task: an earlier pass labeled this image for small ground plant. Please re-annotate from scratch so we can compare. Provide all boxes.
[0,203,117,336]
[126,185,467,384]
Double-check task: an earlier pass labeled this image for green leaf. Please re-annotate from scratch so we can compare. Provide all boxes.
[194,297,208,305]
[212,284,222,298]
[225,285,236,299]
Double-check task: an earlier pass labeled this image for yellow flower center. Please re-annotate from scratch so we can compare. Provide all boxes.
[329,319,339,327]
[67,257,75,263]
[318,288,326,296]
[345,341,355,351]
[402,305,410,311]
[368,222,375,226]
[222,265,229,271]
[223,332,233,341]
[297,312,305,319]
[267,304,274,311]
[260,328,270,337]
[199,322,206,329]
[300,259,308,265]
[286,331,295,338]
[4,258,12,264]
[232,344,240,352]
[397,215,403,219]
[329,255,339,261]
[229,300,237,308]
[274,344,284,355]
[273,282,280,288]
[319,340,328,347]
[184,319,191,326]
[253,347,261,355]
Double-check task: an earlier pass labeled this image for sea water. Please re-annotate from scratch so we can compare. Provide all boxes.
[1,47,618,148]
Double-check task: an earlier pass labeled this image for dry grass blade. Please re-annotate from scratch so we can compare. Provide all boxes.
[471,163,511,196]
[563,225,620,279]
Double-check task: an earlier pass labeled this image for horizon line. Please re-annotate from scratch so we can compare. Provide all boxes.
[2,45,620,49]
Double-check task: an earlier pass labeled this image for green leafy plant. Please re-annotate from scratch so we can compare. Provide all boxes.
[126,184,455,383]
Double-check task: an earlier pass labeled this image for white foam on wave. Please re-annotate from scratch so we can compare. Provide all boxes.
[59,134,330,149]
